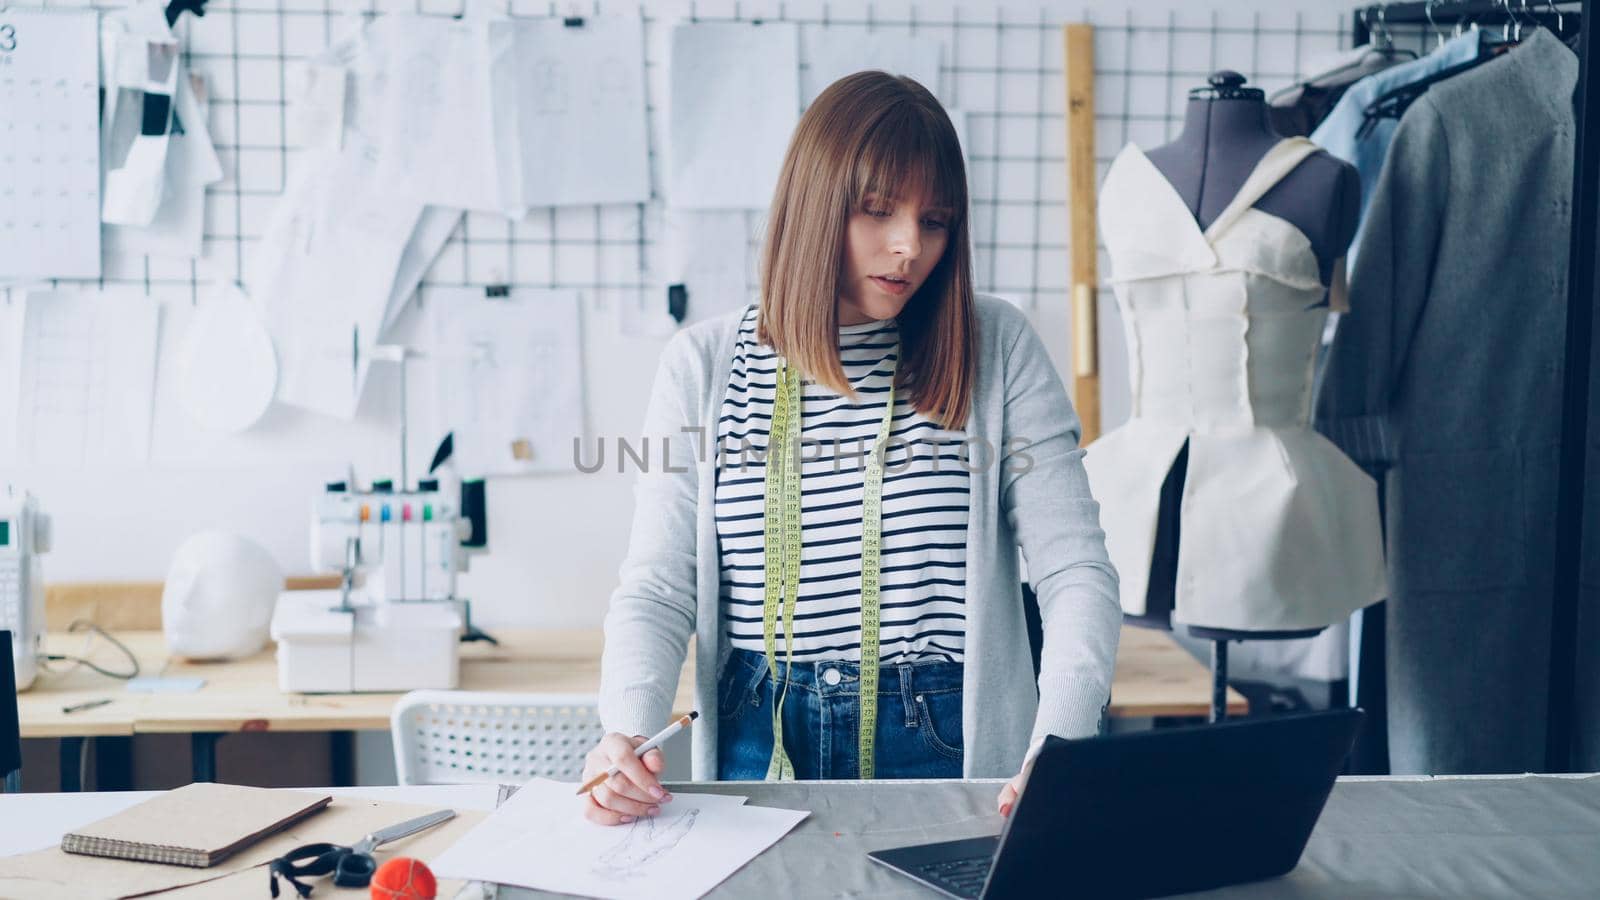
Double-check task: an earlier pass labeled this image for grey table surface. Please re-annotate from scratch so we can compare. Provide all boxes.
[487,774,1600,899]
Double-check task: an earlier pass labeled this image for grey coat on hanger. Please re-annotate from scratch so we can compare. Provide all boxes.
[1315,28,1588,775]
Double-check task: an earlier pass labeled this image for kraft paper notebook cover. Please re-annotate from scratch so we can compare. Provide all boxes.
[61,783,332,868]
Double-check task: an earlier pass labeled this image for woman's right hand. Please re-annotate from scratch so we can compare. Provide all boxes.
[580,732,673,825]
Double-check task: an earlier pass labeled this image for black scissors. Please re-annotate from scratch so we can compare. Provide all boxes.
[268,809,456,897]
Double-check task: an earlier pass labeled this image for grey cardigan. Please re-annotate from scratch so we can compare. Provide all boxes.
[599,294,1121,779]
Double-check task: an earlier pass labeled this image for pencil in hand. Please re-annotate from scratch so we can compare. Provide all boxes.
[577,711,698,795]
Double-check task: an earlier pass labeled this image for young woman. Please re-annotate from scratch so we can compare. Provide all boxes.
[583,72,1119,824]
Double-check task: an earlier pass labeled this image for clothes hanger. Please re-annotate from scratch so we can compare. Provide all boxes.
[1347,6,1420,65]
[1502,0,1524,43]
[1357,30,1499,136]
[1358,0,1580,133]
[1548,0,1583,50]
[1265,4,1419,135]
[1426,0,1450,52]
[1368,5,1398,56]
[1282,11,1413,90]
[1547,0,1567,33]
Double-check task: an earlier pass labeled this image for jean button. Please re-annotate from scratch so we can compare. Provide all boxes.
[821,667,842,686]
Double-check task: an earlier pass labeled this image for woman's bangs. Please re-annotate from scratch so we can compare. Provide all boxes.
[851,106,965,217]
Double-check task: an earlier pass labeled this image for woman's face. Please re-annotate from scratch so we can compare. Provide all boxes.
[838,190,952,325]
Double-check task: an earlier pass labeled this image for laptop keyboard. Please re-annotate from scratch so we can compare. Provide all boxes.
[911,854,993,898]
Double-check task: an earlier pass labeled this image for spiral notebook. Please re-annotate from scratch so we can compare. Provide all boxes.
[61,783,333,868]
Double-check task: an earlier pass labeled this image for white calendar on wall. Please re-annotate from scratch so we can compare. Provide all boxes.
[0,7,101,283]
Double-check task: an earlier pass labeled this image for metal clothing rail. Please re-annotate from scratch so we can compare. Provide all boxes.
[1353,0,1584,43]
[1348,0,1595,773]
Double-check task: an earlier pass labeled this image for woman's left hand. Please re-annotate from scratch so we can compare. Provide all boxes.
[996,771,1024,817]
[996,737,1046,817]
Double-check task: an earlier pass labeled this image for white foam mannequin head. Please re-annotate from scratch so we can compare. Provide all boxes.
[162,531,283,660]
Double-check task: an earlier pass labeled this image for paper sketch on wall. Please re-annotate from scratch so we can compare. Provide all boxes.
[5,290,160,466]
[668,21,800,210]
[253,20,458,419]
[375,14,518,214]
[497,15,651,207]
[659,210,753,326]
[428,778,808,900]
[426,287,585,478]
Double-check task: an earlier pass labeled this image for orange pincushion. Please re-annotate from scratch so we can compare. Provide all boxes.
[369,856,437,900]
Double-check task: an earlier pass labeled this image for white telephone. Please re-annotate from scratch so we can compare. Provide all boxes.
[1,488,50,691]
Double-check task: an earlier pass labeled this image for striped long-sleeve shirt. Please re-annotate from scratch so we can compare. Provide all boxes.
[714,305,970,663]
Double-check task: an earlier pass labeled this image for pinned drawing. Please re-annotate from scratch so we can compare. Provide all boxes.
[426,287,585,477]
[592,809,700,880]
[501,16,650,206]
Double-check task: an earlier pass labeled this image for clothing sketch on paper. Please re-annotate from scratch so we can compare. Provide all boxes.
[591,809,700,880]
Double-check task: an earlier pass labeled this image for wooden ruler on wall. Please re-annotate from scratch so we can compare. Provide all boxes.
[1063,24,1100,444]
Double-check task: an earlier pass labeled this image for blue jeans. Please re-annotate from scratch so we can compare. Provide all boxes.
[716,647,965,780]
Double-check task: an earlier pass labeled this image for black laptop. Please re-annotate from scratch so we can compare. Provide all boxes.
[868,708,1362,899]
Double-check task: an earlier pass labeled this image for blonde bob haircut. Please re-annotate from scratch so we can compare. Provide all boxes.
[756,71,976,430]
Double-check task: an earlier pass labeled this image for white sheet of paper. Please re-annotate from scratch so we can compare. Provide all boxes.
[376,15,518,215]
[248,24,427,420]
[661,210,753,325]
[381,205,462,334]
[430,778,806,900]
[0,8,102,283]
[250,150,418,420]
[668,22,799,210]
[104,72,224,260]
[287,61,347,151]
[13,290,161,466]
[175,282,277,433]
[502,15,651,207]
[101,128,170,227]
[426,287,585,477]
[801,30,944,105]
[617,289,682,339]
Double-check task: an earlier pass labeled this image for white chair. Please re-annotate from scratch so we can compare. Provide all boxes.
[391,690,607,786]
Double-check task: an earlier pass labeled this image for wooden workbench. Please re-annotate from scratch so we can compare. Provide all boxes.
[17,625,1245,787]
[18,630,697,738]
[21,625,1242,737]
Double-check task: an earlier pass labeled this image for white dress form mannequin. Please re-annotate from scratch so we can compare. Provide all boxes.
[1090,73,1380,720]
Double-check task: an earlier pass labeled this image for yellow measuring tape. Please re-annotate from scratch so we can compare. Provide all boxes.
[763,356,896,780]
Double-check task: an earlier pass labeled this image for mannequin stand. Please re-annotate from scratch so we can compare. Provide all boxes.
[1188,625,1327,722]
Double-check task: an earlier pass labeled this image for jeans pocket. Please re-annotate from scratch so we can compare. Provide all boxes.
[717,653,765,723]
[914,690,964,760]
